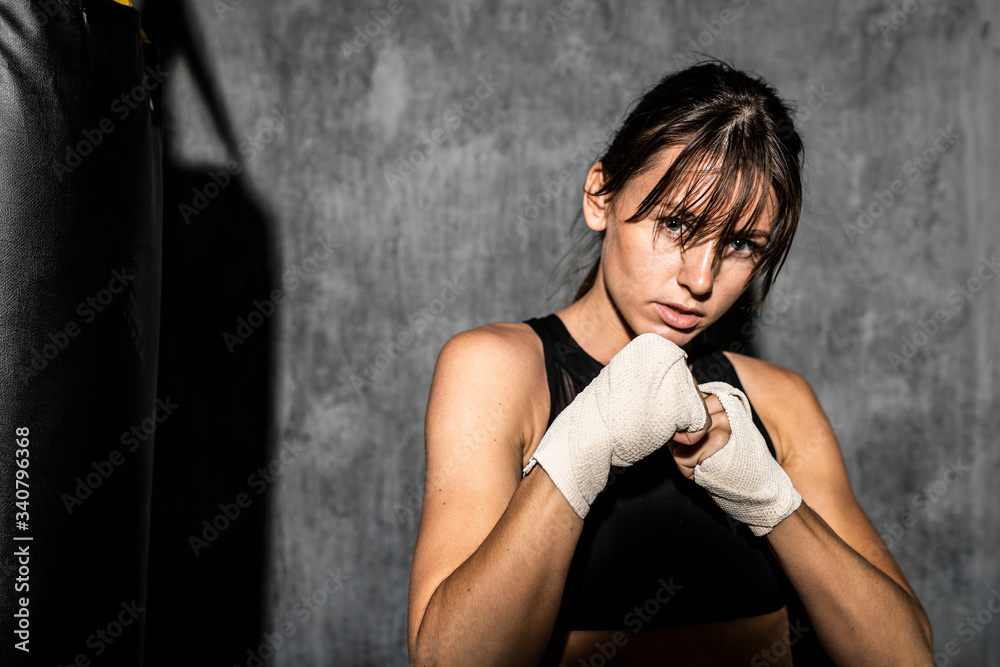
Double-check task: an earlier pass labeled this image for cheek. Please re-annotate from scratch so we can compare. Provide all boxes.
[714,262,755,303]
[605,231,651,290]
[607,230,689,291]
[613,227,659,271]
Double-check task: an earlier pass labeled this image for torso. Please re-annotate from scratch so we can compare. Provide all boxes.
[510,314,797,667]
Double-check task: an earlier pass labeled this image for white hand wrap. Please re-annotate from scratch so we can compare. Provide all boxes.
[693,382,802,536]
[522,333,707,519]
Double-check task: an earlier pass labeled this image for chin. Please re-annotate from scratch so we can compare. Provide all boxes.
[651,312,718,348]
[663,329,698,348]
[633,317,697,347]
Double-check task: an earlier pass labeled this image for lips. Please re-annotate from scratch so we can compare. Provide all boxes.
[654,301,705,329]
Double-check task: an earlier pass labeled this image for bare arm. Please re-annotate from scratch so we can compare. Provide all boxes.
[407,326,584,666]
[735,358,933,665]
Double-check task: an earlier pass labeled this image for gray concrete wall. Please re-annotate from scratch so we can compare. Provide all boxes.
[142,0,1000,664]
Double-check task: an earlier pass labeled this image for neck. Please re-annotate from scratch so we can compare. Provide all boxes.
[556,263,635,365]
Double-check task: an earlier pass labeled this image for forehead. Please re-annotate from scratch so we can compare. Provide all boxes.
[625,144,777,235]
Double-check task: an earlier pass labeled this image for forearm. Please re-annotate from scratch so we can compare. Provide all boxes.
[766,501,933,666]
[411,466,583,666]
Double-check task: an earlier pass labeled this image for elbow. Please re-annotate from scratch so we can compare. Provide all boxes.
[408,632,430,666]
[409,578,464,666]
[409,615,470,667]
[408,609,445,667]
[408,614,430,666]
[408,632,445,667]
[408,641,427,667]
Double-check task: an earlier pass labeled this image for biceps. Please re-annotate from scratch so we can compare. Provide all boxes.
[409,396,524,625]
[417,428,521,564]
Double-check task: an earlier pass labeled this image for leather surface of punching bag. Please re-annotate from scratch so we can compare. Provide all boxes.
[0,1,162,665]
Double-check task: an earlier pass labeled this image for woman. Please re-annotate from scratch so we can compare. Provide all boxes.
[407,61,934,666]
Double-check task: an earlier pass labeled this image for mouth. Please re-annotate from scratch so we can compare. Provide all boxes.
[654,301,705,330]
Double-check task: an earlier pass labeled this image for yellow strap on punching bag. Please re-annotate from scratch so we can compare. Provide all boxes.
[111,0,150,43]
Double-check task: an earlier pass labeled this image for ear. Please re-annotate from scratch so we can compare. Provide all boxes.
[582,161,609,232]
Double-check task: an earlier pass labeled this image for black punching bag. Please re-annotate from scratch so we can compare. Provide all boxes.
[0,1,162,665]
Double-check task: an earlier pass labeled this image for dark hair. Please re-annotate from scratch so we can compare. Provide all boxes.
[571,60,804,312]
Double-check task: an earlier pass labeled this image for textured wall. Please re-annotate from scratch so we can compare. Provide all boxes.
[138,0,999,664]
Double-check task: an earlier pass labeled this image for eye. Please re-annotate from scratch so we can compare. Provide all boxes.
[656,218,688,236]
[727,238,761,257]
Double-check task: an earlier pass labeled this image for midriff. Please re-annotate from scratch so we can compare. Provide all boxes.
[540,606,793,666]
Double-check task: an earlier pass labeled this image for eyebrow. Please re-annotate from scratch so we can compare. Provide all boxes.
[738,229,772,241]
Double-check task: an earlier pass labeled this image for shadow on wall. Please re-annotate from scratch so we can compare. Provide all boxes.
[139,2,275,664]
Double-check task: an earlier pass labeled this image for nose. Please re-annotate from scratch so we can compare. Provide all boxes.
[676,238,718,296]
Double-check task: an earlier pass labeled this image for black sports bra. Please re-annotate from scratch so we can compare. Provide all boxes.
[524,313,834,663]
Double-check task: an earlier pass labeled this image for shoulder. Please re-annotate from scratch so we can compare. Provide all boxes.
[434,323,546,406]
[437,322,543,371]
[721,350,829,466]
[429,322,549,460]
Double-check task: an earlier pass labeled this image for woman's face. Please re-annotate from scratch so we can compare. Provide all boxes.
[585,147,775,347]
